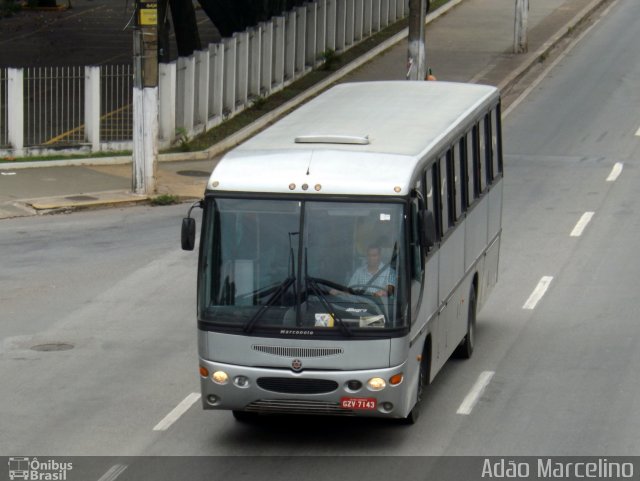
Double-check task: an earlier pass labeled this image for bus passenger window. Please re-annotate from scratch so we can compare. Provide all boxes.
[478,122,487,193]
[465,131,475,205]
[491,107,502,178]
[439,156,450,235]
[452,142,463,217]
[425,166,439,244]
[446,150,457,223]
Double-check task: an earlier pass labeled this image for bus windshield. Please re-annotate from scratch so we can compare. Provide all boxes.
[200,198,407,334]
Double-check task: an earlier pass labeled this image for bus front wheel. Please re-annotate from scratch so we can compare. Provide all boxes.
[402,344,430,425]
[232,410,259,423]
[455,286,477,359]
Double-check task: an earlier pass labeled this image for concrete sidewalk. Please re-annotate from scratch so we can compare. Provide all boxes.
[0,0,609,220]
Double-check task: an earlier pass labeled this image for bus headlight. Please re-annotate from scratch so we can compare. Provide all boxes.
[212,371,229,385]
[367,377,386,391]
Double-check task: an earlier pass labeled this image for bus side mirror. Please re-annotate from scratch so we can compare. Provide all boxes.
[181,199,203,251]
[181,217,196,251]
[420,210,436,250]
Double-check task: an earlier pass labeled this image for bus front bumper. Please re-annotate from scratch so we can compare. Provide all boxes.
[198,358,413,418]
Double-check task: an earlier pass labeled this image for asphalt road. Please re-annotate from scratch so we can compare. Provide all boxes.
[1,0,639,475]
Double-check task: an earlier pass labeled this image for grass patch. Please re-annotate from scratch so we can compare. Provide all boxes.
[1,151,131,163]
[150,194,180,206]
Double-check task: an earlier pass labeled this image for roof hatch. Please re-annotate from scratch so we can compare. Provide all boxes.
[294,134,370,145]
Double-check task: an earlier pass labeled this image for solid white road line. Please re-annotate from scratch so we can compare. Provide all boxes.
[153,392,201,431]
[635,126,640,137]
[523,276,554,310]
[606,162,623,182]
[570,211,595,237]
[457,371,495,415]
[97,464,128,481]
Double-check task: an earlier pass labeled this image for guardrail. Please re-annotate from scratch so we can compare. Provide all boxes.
[0,0,409,157]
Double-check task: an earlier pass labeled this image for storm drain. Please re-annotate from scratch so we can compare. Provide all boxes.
[177,170,210,177]
[31,343,74,352]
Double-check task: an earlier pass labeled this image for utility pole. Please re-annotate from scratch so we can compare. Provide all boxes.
[514,0,529,53]
[407,0,427,81]
[132,0,159,195]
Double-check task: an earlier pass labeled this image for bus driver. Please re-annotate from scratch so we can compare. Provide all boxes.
[331,245,396,298]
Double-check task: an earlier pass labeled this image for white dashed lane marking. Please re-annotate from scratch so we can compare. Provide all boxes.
[570,212,594,237]
[523,276,554,310]
[457,371,495,415]
[606,162,623,182]
[153,392,201,431]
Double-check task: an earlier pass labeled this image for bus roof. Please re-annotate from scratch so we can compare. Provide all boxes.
[207,81,499,197]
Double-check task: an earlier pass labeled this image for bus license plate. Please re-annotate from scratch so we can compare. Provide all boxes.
[340,397,377,410]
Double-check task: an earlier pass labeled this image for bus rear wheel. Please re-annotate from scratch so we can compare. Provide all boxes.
[455,285,476,359]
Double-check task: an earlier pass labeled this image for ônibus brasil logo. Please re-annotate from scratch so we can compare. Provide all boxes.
[8,457,73,481]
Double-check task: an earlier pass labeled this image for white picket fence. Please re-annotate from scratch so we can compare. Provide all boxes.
[0,0,409,156]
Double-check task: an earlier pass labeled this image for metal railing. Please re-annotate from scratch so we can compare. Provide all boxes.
[100,64,133,143]
[24,66,86,147]
[2,0,410,156]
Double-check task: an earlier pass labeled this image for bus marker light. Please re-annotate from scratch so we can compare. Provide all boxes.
[394,186,401,193]
[367,377,386,391]
[314,184,322,191]
[289,183,296,190]
[207,395,219,405]
[212,371,229,384]
[199,366,209,378]
[389,373,403,385]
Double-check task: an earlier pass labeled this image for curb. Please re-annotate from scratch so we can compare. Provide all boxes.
[498,0,608,93]
[25,191,149,211]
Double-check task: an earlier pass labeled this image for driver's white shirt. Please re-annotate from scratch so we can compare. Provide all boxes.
[348,263,397,294]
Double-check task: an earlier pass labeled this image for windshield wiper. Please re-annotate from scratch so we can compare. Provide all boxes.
[305,276,352,337]
[244,276,295,334]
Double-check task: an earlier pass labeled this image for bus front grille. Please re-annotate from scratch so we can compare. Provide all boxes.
[245,399,353,416]
[252,345,343,358]
[257,377,339,394]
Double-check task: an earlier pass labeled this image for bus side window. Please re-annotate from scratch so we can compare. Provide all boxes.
[465,131,475,206]
[491,106,503,178]
[429,164,443,241]
[452,141,463,217]
[446,150,457,224]
[477,122,487,194]
[438,155,450,236]
[425,166,439,243]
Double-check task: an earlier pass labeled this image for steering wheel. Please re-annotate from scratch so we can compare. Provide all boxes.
[347,284,389,315]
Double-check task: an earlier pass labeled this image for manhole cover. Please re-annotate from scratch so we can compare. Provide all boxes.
[177,170,210,178]
[65,195,98,201]
[31,343,74,352]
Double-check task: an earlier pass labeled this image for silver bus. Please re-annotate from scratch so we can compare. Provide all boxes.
[181,81,503,423]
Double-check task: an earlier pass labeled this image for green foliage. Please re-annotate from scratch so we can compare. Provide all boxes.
[150,194,180,206]
[319,49,341,71]
[249,94,267,110]
[175,127,191,152]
